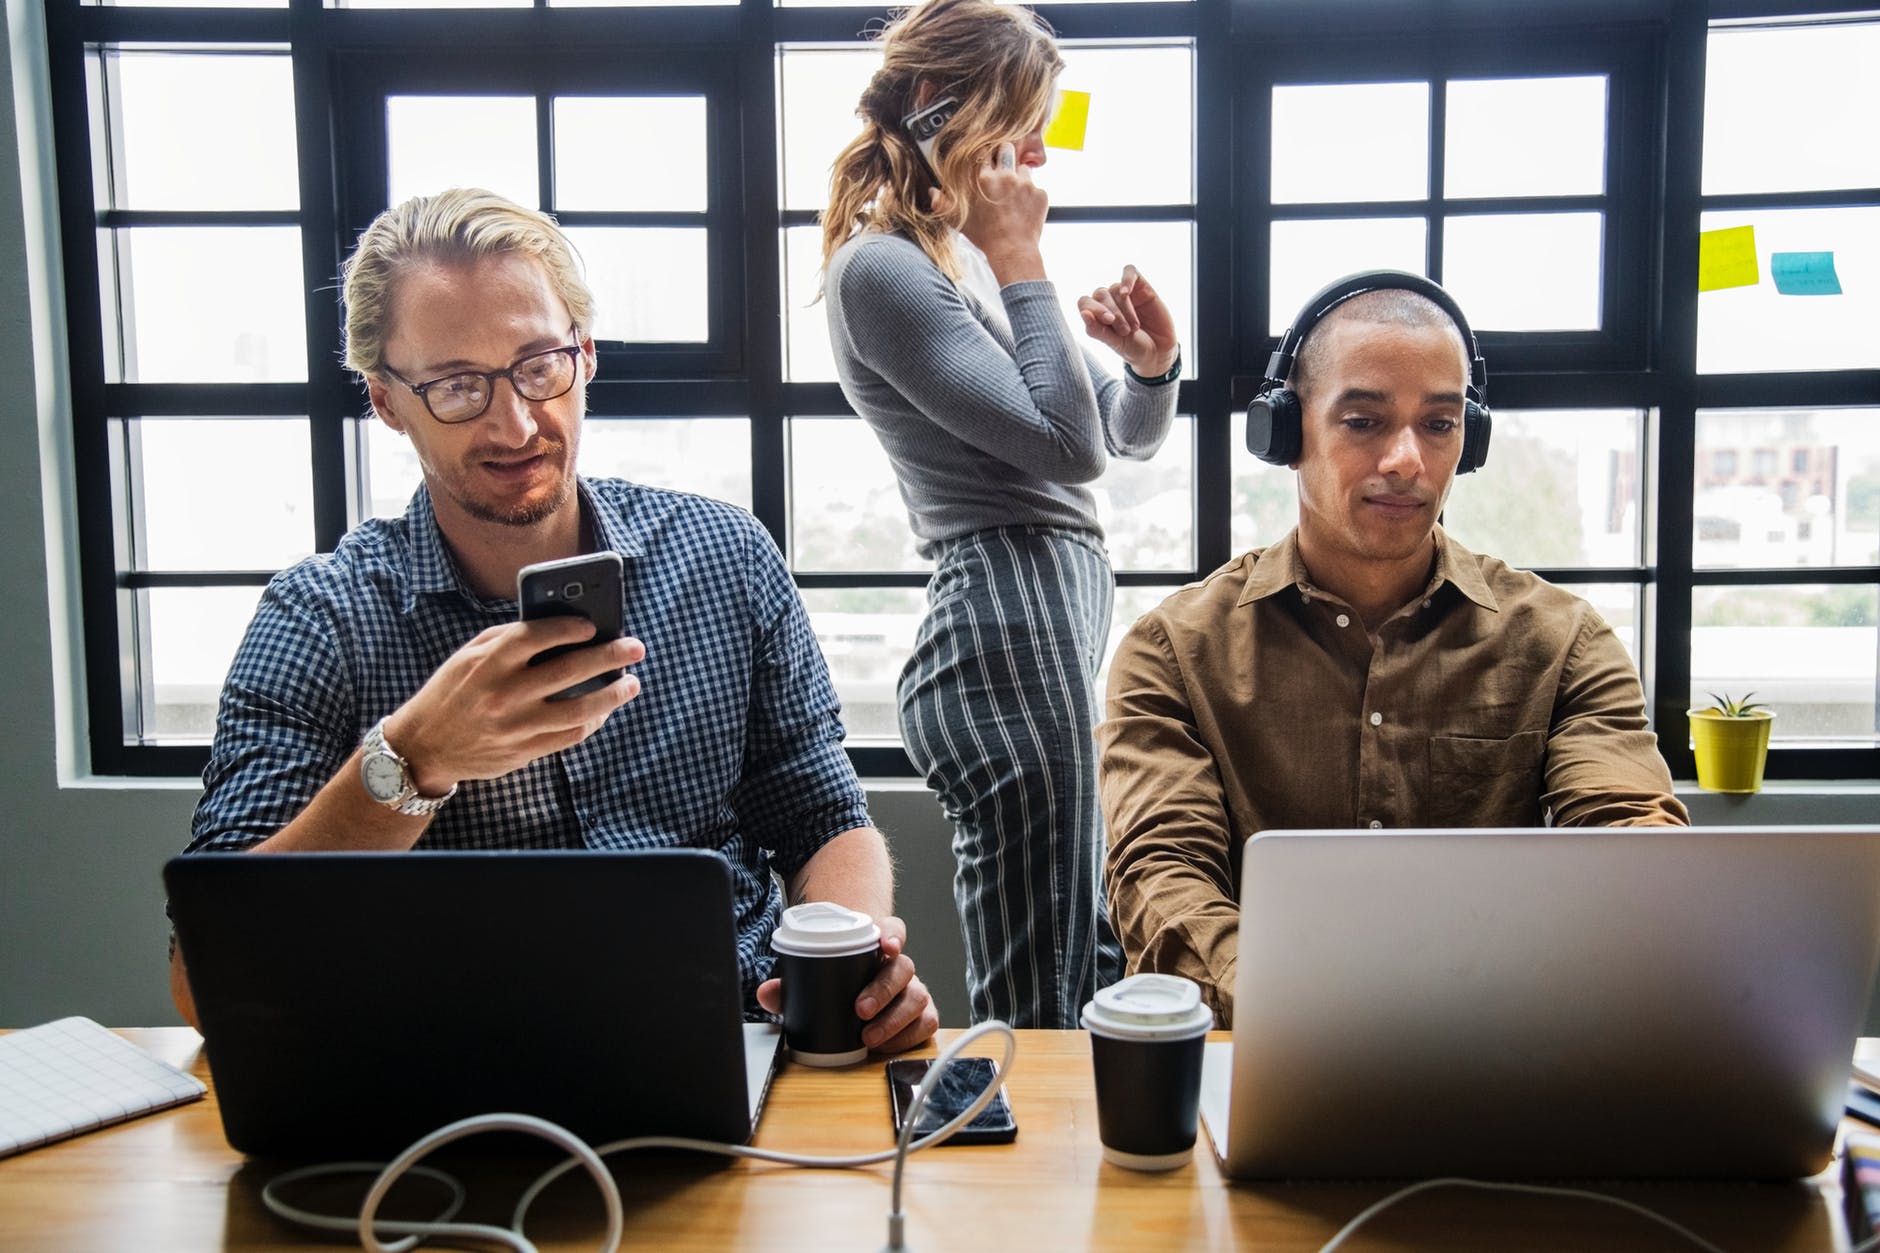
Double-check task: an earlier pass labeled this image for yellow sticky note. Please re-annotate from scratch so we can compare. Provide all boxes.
[1698,225,1759,292]
[1043,89,1090,151]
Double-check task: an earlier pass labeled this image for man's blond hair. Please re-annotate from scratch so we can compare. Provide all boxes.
[340,188,595,378]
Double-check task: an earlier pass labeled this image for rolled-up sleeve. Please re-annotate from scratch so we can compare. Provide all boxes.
[728,520,872,878]
[1097,613,1244,1025]
[1544,612,1689,828]
[187,580,358,853]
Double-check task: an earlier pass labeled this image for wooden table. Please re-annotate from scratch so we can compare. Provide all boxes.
[0,1028,1860,1251]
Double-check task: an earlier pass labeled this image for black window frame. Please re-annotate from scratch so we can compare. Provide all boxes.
[43,0,1879,782]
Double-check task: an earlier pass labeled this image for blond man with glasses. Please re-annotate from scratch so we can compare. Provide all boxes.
[171,189,938,1057]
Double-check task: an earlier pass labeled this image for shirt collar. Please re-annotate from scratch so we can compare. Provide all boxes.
[402,484,463,611]
[399,477,648,616]
[1235,524,1500,614]
[581,477,647,563]
[1430,525,1499,612]
[1237,529,1311,607]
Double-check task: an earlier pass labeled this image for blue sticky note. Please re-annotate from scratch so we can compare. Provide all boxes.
[1770,251,1842,296]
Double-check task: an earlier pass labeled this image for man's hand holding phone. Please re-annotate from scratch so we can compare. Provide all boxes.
[381,603,644,798]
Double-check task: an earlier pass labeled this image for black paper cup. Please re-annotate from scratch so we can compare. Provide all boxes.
[771,902,882,1067]
[1082,974,1215,1171]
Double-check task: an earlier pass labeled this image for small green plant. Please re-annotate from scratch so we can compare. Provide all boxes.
[1702,691,1767,717]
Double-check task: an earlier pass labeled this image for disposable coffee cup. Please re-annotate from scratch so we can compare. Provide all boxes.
[1081,973,1214,1171]
[770,902,882,1067]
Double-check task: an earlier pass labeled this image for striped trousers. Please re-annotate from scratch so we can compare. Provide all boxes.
[898,525,1126,1029]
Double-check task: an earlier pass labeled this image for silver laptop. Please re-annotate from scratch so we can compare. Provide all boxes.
[166,849,782,1158]
[1200,825,1880,1180]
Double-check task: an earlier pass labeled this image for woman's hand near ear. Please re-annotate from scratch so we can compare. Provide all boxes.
[958,142,1047,285]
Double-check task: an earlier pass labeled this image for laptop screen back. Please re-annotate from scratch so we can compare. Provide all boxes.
[166,849,770,1158]
[1207,826,1880,1180]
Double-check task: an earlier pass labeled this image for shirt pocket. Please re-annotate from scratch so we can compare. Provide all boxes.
[1426,730,1547,827]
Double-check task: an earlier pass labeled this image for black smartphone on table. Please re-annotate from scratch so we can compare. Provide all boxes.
[885,1056,1017,1145]
[517,552,625,701]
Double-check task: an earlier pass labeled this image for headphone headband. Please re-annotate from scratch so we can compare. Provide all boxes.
[1264,269,1487,403]
[1245,269,1493,474]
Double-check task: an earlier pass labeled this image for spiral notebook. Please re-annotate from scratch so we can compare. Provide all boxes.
[0,1016,206,1158]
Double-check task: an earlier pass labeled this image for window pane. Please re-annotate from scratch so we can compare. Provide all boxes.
[777,43,1195,212]
[1097,415,1193,572]
[144,586,267,742]
[781,225,836,383]
[136,419,315,569]
[1440,410,1644,569]
[789,417,926,573]
[362,418,423,521]
[1039,220,1195,377]
[1691,586,1879,744]
[553,97,708,211]
[1695,408,1880,569]
[1703,20,1880,196]
[96,50,297,210]
[800,586,925,745]
[552,0,731,8]
[1230,410,1299,556]
[1036,44,1194,208]
[387,96,537,207]
[1572,582,1643,671]
[1269,217,1427,329]
[580,418,752,510]
[777,46,875,214]
[562,227,709,343]
[1103,584,1185,689]
[333,0,525,9]
[1445,76,1606,200]
[1271,82,1429,205]
[1696,207,1880,375]
[90,0,282,7]
[1443,212,1603,331]
[103,227,307,383]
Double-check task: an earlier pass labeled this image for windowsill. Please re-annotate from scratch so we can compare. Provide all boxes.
[1675,780,1880,825]
[58,772,202,793]
[1673,779,1880,796]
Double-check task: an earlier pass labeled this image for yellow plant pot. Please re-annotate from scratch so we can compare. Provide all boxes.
[1688,708,1775,793]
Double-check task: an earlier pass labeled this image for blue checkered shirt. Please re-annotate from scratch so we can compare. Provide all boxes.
[187,478,872,1009]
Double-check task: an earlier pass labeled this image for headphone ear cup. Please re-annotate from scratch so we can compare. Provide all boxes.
[1458,400,1492,475]
[1245,389,1303,466]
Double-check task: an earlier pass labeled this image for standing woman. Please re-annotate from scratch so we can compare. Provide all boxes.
[820,0,1181,1029]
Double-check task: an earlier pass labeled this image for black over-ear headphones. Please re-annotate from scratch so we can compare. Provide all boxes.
[1245,269,1492,474]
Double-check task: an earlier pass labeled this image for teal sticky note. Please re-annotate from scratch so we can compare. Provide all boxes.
[1771,251,1842,296]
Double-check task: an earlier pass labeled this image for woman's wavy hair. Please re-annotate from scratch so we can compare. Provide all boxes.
[819,0,1062,280]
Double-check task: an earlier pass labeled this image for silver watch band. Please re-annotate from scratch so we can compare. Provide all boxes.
[361,718,457,816]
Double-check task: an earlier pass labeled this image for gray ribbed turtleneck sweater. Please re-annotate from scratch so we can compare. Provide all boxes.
[825,230,1178,557]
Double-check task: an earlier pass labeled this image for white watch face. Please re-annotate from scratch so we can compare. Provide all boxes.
[362,751,407,802]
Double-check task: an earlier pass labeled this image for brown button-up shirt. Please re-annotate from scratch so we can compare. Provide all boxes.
[1097,527,1687,1026]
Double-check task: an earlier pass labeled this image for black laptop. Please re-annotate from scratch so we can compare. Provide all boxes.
[164,849,782,1158]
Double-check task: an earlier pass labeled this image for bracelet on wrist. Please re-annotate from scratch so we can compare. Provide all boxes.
[1125,351,1181,386]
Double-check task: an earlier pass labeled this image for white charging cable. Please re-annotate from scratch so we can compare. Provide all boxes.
[1317,1177,1740,1253]
[261,1020,1016,1253]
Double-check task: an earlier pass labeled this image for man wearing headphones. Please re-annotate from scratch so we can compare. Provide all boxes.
[1095,271,1687,1025]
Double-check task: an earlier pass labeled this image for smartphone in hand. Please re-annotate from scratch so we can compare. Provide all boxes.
[885,1056,1017,1145]
[517,552,625,702]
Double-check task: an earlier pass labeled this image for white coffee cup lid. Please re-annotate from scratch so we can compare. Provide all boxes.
[770,902,881,957]
[1081,973,1214,1040]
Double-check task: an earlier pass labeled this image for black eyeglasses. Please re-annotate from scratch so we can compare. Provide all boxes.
[384,330,584,425]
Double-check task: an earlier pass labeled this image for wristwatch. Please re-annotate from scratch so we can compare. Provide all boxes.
[359,717,457,816]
